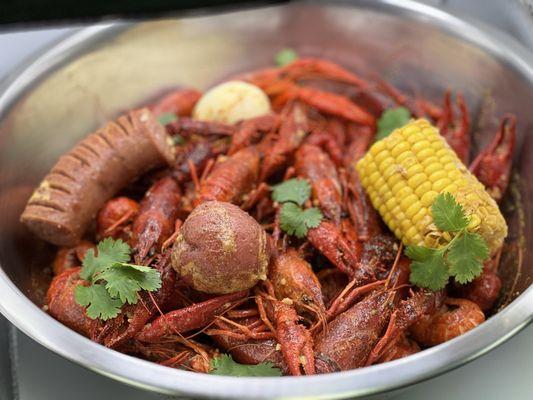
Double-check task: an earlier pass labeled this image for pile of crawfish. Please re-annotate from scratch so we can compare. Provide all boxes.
[46,58,515,375]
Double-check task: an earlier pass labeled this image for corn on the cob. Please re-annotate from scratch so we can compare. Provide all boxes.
[356,119,507,254]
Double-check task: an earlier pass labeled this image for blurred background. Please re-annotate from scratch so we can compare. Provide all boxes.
[0,1,532,399]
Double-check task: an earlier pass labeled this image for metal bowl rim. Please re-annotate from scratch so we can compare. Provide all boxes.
[0,1,532,398]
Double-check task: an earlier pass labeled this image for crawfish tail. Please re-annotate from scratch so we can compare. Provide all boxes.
[131,176,181,261]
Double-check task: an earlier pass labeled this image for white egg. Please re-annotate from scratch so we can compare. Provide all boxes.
[193,80,271,124]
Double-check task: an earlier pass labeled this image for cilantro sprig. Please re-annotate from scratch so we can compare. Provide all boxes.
[375,107,411,141]
[157,112,178,125]
[271,178,323,238]
[406,193,489,291]
[274,48,298,67]
[210,354,282,377]
[272,178,310,206]
[74,238,162,320]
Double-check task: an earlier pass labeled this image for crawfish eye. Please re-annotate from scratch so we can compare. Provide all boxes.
[302,294,312,304]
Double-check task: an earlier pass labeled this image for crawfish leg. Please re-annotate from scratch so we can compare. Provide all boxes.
[135,291,247,343]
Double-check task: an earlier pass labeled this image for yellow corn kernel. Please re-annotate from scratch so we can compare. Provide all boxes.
[356,119,507,253]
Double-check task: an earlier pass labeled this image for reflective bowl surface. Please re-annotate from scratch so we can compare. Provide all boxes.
[0,1,532,398]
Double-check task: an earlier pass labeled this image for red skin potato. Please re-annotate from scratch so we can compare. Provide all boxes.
[172,201,271,294]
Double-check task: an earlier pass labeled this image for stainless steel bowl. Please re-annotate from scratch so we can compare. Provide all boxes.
[0,1,532,398]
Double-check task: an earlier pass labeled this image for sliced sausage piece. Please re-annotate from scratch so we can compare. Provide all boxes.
[20,108,176,246]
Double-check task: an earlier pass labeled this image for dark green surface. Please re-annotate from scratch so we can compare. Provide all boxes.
[0,315,14,400]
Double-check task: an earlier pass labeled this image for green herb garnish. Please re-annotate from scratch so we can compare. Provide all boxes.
[157,112,178,125]
[275,48,298,67]
[375,107,411,141]
[210,354,282,377]
[271,178,323,238]
[272,178,311,206]
[280,202,323,238]
[75,238,162,320]
[406,193,489,291]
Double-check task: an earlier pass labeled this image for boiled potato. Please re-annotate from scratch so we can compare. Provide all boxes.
[192,81,271,124]
[171,201,271,294]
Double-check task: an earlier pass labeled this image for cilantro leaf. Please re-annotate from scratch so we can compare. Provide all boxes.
[275,48,298,67]
[80,238,130,281]
[448,232,489,284]
[272,178,311,205]
[99,264,162,304]
[406,193,491,291]
[431,192,469,232]
[301,207,323,229]
[280,203,308,238]
[279,203,323,238]
[75,238,162,321]
[74,284,123,320]
[405,245,436,261]
[210,354,282,377]
[409,248,449,291]
[157,112,178,125]
[375,107,411,141]
[172,134,186,146]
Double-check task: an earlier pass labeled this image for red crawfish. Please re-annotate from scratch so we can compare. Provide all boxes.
[343,124,382,241]
[131,176,181,262]
[255,289,316,376]
[457,267,501,312]
[269,248,326,325]
[315,290,396,372]
[150,88,202,117]
[410,298,485,346]
[96,197,139,241]
[228,114,280,155]
[131,340,217,373]
[435,91,470,164]
[244,58,374,124]
[52,241,94,276]
[470,115,516,201]
[375,334,420,363]
[196,146,260,205]
[46,267,100,338]
[307,221,360,279]
[172,141,215,184]
[135,290,248,343]
[324,234,399,322]
[97,252,180,348]
[209,315,289,374]
[366,288,445,365]
[314,257,411,372]
[241,58,369,91]
[272,85,376,126]
[295,144,343,224]
[305,128,344,168]
[260,102,309,181]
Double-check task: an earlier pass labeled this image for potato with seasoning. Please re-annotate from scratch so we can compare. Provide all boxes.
[171,201,271,293]
[192,81,271,124]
